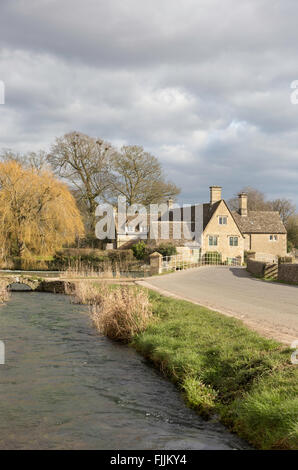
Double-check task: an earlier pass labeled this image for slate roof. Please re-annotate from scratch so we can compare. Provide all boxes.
[232,211,287,234]
[202,201,221,229]
[115,201,287,236]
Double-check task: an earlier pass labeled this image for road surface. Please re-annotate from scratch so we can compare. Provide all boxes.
[139,267,298,345]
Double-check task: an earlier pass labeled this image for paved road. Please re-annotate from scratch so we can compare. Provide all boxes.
[140,267,298,345]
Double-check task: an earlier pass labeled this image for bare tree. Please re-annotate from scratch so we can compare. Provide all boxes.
[229,186,298,249]
[286,215,298,249]
[0,149,49,171]
[48,132,115,234]
[108,145,180,206]
[229,186,271,211]
[270,198,296,225]
[229,187,296,222]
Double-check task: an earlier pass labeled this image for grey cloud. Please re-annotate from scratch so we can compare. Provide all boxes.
[0,0,297,207]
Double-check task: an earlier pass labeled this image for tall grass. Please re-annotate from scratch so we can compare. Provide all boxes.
[0,284,10,303]
[61,260,148,279]
[71,282,153,342]
[61,263,113,279]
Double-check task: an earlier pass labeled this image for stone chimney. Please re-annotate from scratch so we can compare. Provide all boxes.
[167,198,173,209]
[209,186,222,204]
[238,192,248,217]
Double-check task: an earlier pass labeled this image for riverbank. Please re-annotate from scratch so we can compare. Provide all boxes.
[133,290,298,450]
[70,281,297,450]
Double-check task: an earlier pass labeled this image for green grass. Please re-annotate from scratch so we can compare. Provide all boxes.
[132,290,298,450]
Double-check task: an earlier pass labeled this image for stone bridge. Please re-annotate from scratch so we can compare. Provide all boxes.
[0,275,72,293]
[0,275,42,290]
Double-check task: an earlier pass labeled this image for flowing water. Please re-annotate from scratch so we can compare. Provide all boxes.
[0,291,249,450]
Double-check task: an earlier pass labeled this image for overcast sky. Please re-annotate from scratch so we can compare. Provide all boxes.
[0,0,297,207]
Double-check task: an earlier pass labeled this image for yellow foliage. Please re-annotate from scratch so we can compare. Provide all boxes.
[0,161,84,257]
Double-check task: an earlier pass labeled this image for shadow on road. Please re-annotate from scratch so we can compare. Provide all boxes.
[228,267,251,278]
[228,267,298,288]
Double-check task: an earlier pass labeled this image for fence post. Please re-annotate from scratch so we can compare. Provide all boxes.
[149,252,163,275]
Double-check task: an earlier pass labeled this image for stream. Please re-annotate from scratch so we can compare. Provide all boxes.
[0,291,249,449]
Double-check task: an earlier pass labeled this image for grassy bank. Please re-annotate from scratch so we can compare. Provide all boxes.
[71,282,298,450]
[133,291,298,450]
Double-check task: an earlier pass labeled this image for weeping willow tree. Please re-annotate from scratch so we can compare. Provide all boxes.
[0,161,84,259]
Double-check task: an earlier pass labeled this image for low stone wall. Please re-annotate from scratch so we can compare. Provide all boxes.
[278,263,298,284]
[246,259,278,279]
[247,259,266,276]
[37,280,75,294]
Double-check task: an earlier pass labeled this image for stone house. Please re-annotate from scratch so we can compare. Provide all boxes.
[232,193,287,258]
[114,186,287,261]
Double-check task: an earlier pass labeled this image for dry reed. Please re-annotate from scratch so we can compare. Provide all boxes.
[71,281,153,342]
[0,284,10,303]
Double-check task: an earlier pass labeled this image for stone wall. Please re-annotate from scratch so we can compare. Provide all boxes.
[246,259,266,276]
[37,280,75,294]
[249,233,287,257]
[247,259,278,279]
[278,263,298,284]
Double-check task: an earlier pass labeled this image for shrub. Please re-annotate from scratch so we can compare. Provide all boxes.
[132,241,147,260]
[155,243,177,257]
[244,250,256,262]
[278,256,293,264]
[51,249,106,270]
[107,249,134,263]
[11,256,50,271]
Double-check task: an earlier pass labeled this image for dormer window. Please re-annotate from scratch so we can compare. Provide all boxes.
[219,216,227,225]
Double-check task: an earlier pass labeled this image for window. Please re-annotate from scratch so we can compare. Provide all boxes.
[269,234,278,241]
[209,235,218,246]
[219,216,227,225]
[229,236,238,246]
